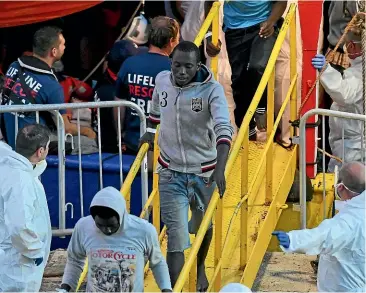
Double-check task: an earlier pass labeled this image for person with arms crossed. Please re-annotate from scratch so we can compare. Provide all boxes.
[140,41,233,291]
[0,124,52,292]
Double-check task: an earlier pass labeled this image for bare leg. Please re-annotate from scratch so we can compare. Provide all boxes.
[197,228,213,292]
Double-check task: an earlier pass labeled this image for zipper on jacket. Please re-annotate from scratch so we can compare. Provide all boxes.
[175,89,187,170]
[174,88,182,105]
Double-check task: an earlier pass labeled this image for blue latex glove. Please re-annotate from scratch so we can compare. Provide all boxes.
[272,231,290,248]
[311,54,326,71]
[33,257,43,266]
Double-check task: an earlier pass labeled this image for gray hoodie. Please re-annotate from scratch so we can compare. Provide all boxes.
[62,187,171,292]
[149,65,233,174]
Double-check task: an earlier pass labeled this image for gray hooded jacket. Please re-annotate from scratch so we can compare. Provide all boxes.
[149,65,233,174]
[62,187,171,292]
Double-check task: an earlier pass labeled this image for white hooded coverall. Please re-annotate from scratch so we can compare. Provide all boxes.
[320,56,364,172]
[0,141,51,292]
[282,191,366,292]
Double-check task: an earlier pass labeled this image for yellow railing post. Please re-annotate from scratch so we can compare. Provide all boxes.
[193,2,221,47]
[211,5,222,291]
[152,128,160,234]
[266,70,275,202]
[211,2,220,80]
[121,143,150,197]
[290,12,297,133]
[240,130,249,268]
[214,199,223,291]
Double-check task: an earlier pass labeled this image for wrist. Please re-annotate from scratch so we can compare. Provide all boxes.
[265,18,276,27]
[147,127,157,134]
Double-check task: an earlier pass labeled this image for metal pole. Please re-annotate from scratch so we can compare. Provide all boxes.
[299,109,366,228]
[55,111,66,233]
[139,112,148,212]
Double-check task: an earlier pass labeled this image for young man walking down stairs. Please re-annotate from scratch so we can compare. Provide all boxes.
[140,41,233,292]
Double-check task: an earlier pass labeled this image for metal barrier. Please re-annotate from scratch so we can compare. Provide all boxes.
[173,3,298,291]
[0,100,147,236]
[299,108,366,229]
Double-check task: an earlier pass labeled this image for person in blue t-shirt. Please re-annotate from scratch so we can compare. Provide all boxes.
[114,16,180,154]
[1,26,96,148]
[205,0,287,140]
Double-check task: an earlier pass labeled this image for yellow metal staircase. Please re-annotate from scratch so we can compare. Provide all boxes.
[144,142,297,291]
[76,2,313,292]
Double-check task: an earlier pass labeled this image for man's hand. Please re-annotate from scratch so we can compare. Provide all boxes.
[84,127,97,139]
[33,257,43,266]
[311,54,326,71]
[259,21,275,38]
[205,35,222,57]
[208,169,226,198]
[139,132,155,151]
[272,231,290,248]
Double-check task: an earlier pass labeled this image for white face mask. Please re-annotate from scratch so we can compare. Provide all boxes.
[334,182,359,201]
[33,159,48,177]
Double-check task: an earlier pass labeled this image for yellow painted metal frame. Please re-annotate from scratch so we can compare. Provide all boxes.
[173,3,298,292]
[75,2,299,291]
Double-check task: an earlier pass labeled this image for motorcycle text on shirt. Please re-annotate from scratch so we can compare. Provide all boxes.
[88,247,137,292]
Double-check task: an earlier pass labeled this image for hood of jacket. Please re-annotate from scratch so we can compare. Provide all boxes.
[170,64,214,88]
[18,56,58,81]
[0,141,47,177]
[345,190,365,210]
[350,56,362,68]
[90,187,128,231]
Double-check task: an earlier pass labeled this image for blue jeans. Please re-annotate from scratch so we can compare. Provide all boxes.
[159,168,216,252]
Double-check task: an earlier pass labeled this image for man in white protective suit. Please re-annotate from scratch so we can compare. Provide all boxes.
[312,31,364,172]
[0,124,52,292]
[180,0,238,137]
[273,161,366,292]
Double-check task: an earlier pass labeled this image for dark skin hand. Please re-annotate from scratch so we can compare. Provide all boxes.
[207,144,230,197]
[259,1,287,38]
[204,0,222,57]
[204,1,288,53]
[139,130,155,151]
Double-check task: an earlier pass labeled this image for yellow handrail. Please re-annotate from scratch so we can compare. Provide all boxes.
[173,3,297,292]
[75,143,150,291]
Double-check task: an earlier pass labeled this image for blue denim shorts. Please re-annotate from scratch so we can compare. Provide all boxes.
[159,168,216,252]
